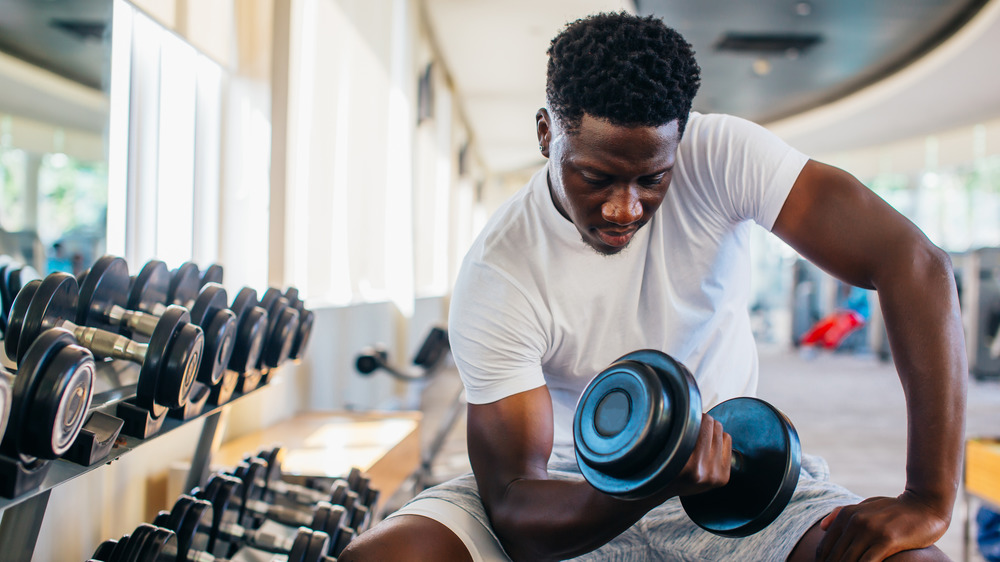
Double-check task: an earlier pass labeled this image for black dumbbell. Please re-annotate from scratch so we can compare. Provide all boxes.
[249,288,300,369]
[5,273,202,417]
[573,349,801,537]
[206,469,356,553]
[0,328,94,460]
[108,520,335,562]
[126,260,202,322]
[193,476,349,560]
[201,264,224,287]
[0,365,11,444]
[78,256,236,388]
[280,287,314,361]
[250,447,379,518]
[129,260,268,380]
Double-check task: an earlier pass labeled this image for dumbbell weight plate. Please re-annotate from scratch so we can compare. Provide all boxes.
[109,533,132,562]
[91,538,118,561]
[287,528,313,562]
[198,311,236,387]
[138,526,179,562]
[258,289,299,368]
[291,309,314,360]
[201,264,224,286]
[127,261,170,316]
[679,397,801,537]
[305,528,331,562]
[17,273,80,364]
[159,315,203,410]
[231,307,267,375]
[176,496,214,561]
[1,265,40,334]
[77,256,130,333]
[189,284,229,327]
[573,349,701,500]
[0,264,13,329]
[201,474,242,552]
[135,306,201,414]
[312,502,348,540]
[190,284,237,386]
[122,523,153,562]
[17,329,95,459]
[168,262,201,308]
[258,288,282,313]
[284,287,301,310]
[3,278,39,364]
[0,368,13,446]
[262,301,299,369]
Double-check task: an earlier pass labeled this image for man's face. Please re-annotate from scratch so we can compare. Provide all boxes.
[538,110,681,255]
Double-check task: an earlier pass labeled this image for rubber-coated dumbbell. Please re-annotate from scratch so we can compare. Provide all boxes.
[573,349,801,537]
[78,256,236,388]
[0,328,94,460]
[278,287,314,361]
[248,447,379,522]
[193,476,352,559]
[201,471,356,555]
[94,521,335,562]
[235,288,299,371]
[0,365,11,444]
[201,264,224,287]
[5,273,202,417]
[130,260,268,383]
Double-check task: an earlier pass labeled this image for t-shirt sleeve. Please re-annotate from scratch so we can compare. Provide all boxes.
[686,113,809,231]
[448,260,548,404]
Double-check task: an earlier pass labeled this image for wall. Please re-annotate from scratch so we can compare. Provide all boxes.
[1,0,473,558]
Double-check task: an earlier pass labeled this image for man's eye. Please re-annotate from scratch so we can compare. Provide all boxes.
[639,175,665,186]
[582,175,607,185]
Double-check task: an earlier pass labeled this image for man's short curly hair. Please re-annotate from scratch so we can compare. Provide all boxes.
[546,12,701,133]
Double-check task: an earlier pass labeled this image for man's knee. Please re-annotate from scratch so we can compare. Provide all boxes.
[339,514,473,562]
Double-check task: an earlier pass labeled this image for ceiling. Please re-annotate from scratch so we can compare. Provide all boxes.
[0,0,111,133]
[423,0,1000,174]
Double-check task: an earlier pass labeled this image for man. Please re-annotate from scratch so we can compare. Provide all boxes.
[342,12,965,561]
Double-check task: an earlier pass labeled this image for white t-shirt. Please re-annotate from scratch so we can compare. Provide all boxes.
[448,112,809,457]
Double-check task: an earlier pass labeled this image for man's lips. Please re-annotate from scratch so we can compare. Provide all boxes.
[595,227,636,247]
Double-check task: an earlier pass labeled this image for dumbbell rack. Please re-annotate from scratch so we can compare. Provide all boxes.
[0,357,267,560]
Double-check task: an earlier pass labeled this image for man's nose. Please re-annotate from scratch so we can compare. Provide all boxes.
[601,187,643,225]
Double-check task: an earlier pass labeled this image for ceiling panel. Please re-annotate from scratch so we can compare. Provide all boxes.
[424,0,996,174]
[637,0,988,123]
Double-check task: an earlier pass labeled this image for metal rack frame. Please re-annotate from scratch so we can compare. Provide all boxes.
[0,361,258,560]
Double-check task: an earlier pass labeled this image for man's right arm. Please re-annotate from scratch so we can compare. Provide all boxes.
[468,385,731,561]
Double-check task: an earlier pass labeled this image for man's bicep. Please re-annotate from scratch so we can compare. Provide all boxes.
[467,386,554,513]
[772,159,930,289]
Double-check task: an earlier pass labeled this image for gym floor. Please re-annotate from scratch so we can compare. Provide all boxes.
[391,346,1000,561]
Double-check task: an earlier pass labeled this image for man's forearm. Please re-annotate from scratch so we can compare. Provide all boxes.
[877,244,967,516]
[487,477,665,561]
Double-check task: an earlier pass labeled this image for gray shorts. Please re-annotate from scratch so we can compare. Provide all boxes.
[388,454,862,562]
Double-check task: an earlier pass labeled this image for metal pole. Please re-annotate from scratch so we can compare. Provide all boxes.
[184,406,231,493]
[0,489,51,560]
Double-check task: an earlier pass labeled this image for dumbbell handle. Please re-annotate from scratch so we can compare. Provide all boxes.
[730,449,745,474]
[217,521,294,553]
[264,478,326,505]
[107,305,160,338]
[246,497,312,527]
[64,321,147,363]
[185,550,218,562]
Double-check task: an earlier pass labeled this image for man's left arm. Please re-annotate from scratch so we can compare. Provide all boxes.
[772,159,967,560]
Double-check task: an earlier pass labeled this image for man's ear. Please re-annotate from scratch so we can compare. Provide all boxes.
[536,108,551,158]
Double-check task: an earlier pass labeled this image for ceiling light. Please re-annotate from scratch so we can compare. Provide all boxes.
[752,58,772,76]
[795,2,812,16]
